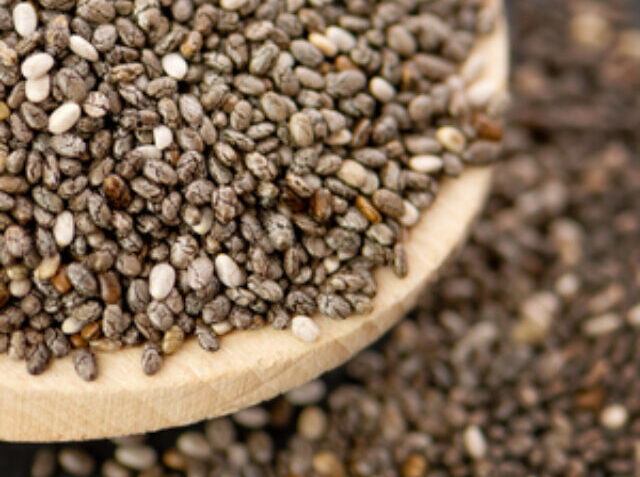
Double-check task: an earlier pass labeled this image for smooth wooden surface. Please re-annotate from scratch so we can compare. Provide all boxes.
[0,1,509,442]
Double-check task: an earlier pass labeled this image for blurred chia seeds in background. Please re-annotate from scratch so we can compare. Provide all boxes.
[0,0,639,475]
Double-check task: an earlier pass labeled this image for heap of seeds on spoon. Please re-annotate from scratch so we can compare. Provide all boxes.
[0,0,504,379]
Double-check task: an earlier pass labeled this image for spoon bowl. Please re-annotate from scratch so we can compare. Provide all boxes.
[0,0,509,442]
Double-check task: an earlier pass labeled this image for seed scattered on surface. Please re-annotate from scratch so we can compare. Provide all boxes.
[372,189,405,219]
[69,35,99,62]
[313,451,346,477]
[187,256,214,291]
[153,125,173,150]
[0,102,10,121]
[297,406,327,440]
[72,348,98,382]
[289,112,314,147]
[220,0,247,10]
[600,404,628,429]
[148,263,176,301]
[627,303,640,327]
[101,460,129,477]
[337,160,368,189]
[436,126,467,153]
[232,406,269,428]
[195,323,220,352]
[53,211,75,248]
[369,77,396,103]
[162,53,188,80]
[326,26,357,53]
[399,201,420,227]
[176,431,211,460]
[463,425,487,459]
[309,32,337,58]
[409,155,444,174]
[467,79,498,107]
[31,449,56,477]
[13,3,38,37]
[141,343,162,376]
[355,195,382,224]
[48,102,81,135]
[21,53,54,79]
[58,449,95,477]
[260,92,288,122]
[291,315,320,343]
[25,76,50,103]
[387,24,417,57]
[114,445,157,470]
[83,91,110,118]
[582,312,622,336]
[26,343,51,375]
[212,321,233,335]
[286,380,326,405]
[162,326,184,355]
[402,454,428,477]
[215,254,245,288]
[36,254,61,281]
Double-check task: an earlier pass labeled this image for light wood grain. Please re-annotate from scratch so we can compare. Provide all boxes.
[0,0,509,442]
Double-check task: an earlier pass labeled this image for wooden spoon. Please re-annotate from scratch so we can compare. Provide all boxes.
[0,0,509,442]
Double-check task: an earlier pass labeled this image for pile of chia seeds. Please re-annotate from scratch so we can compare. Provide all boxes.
[0,0,503,378]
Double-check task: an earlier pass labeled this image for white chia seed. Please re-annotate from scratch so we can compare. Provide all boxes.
[148,263,176,301]
[48,102,81,134]
[162,53,188,80]
[21,52,54,79]
[25,75,50,103]
[291,315,320,343]
[13,2,38,37]
[69,34,99,62]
